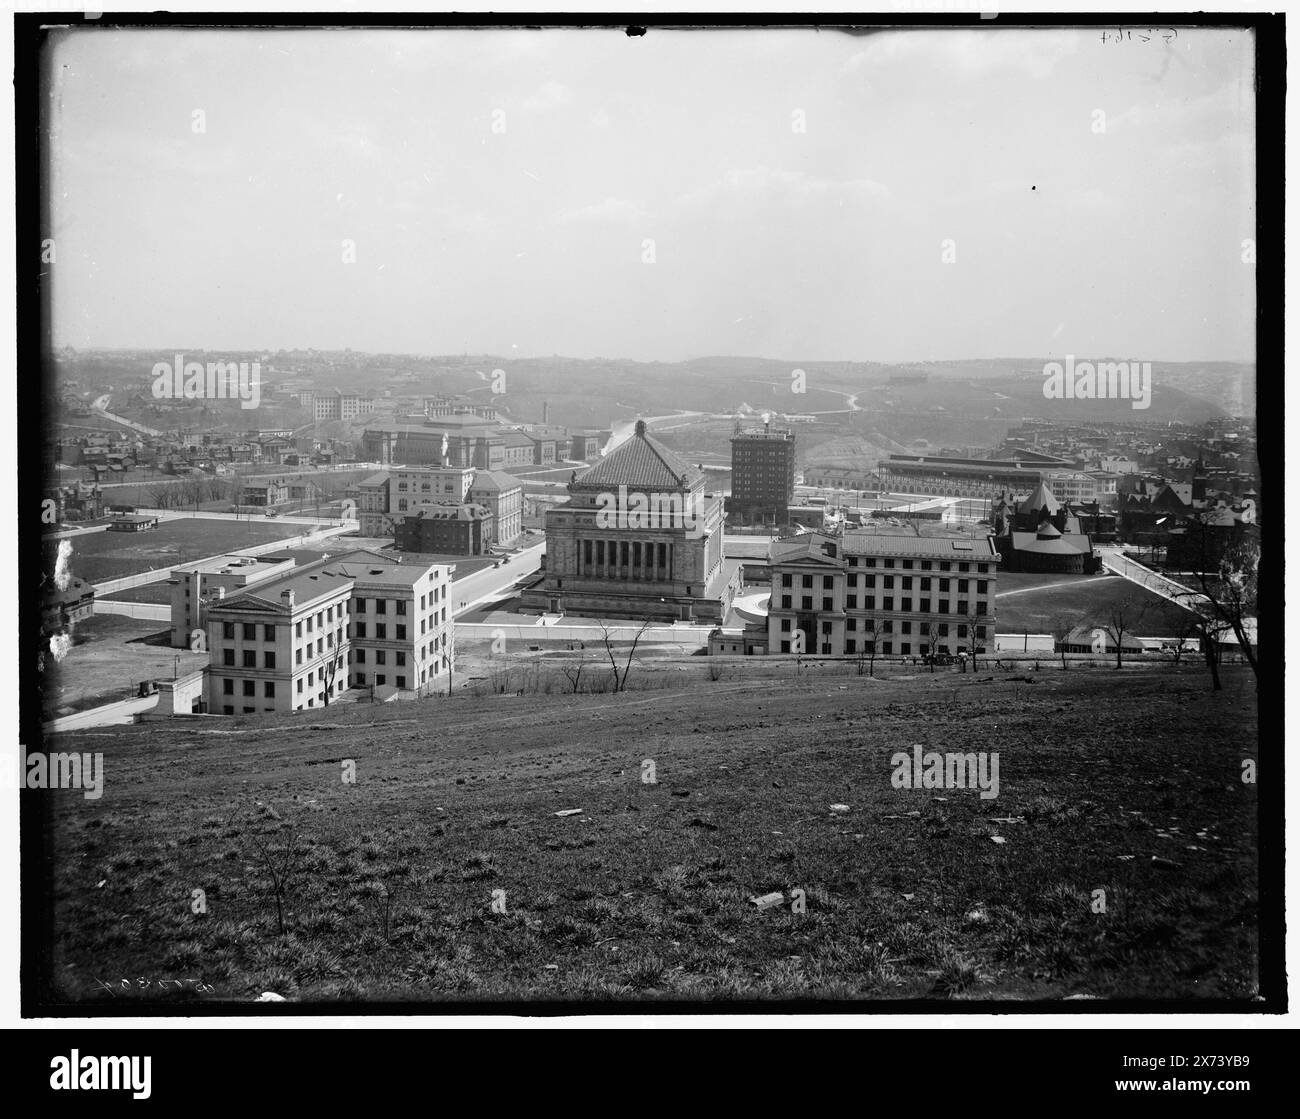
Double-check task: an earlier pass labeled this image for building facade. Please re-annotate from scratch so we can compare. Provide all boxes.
[332,553,454,695]
[469,470,524,547]
[205,568,353,715]
[168,554,296,648]
[523,420,736,622]
[730,424,796,524]
[767,533,999,657]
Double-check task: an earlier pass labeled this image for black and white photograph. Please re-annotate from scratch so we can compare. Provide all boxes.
[12,9,1283,1047]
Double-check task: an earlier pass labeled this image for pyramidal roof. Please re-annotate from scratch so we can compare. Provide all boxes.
[575,421,700,491]
[1021,479,1061,515]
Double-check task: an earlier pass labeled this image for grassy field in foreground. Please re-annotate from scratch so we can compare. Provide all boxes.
[40,665,1258,1006]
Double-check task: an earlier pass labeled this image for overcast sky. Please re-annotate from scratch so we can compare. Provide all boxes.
[47,26,1255,363]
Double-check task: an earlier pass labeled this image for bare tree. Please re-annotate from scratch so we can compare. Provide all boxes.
[959,604,988,672]
[921,621,940,673]
[599,619,653,693]
[1095,598,1149,670]
[246,817,303,937]
[560,655,587,693]
[1049,614,1082,671]
[320,652,342,706]
[1184,526,1259,682]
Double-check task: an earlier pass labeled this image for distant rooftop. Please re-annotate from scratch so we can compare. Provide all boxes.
[841,533,999,559]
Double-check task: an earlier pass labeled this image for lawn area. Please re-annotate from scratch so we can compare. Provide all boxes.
[40,615,209,718]
[41,663,1258,1006]
[996,573,1196,636]
[47,519,333,584]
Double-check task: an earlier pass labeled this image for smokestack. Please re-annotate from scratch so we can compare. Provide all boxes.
[543,400,550,426]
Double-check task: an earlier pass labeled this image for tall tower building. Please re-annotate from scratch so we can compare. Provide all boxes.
[729,420,796,525]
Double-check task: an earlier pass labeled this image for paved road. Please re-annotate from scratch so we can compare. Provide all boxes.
[451,541,546,616]
[44,693,160,733]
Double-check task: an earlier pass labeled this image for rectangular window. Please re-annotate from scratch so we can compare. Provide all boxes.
[376,651,387,665]
[801,575,812,589]
[223,650,234,666]
[883,575,895,589]
[356,649,366,663]
[780,619,791,632]
[356,622,366,639]
[977,580,988,595]
[376,600,387,615]
[242,650,256,668]
[919,599,931,613]
[822,597,833,611]
[264,652,276,669]
[222,679,233,695]
[243,680,255,697]
[396,601,407,616]
[376,624,386,640]
[396,625,406,640]
[295,621,302,638]
[297,678,303,693]
[883,597,894,611]
[242,624,256,641]
[263,624,275,642]
[958,579,970,593]
[865,596,875,610]
[901,598,912,612]
[801,596,812,611]
[781,573,793,587]
[847,595,857,610]
[223,622,235,640]
[823,575,834,590]
[921,577,932,591]
[782,595,792,609]
[265,681,275,697]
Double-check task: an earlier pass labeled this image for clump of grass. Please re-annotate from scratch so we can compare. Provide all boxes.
[931,948,980,997]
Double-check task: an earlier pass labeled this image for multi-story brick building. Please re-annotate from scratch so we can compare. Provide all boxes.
[168,553,296,648]
[363,420,505,470]
[205,567,354,715]
[469,469,523,547]
[766,532,999,658]
[395,505,492,555]
[331,552,454,695]
[730,423,795,524]
[203,551,456,712]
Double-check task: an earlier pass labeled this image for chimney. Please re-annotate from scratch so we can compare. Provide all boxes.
[281,588,295,607]
[543,400,550,426]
